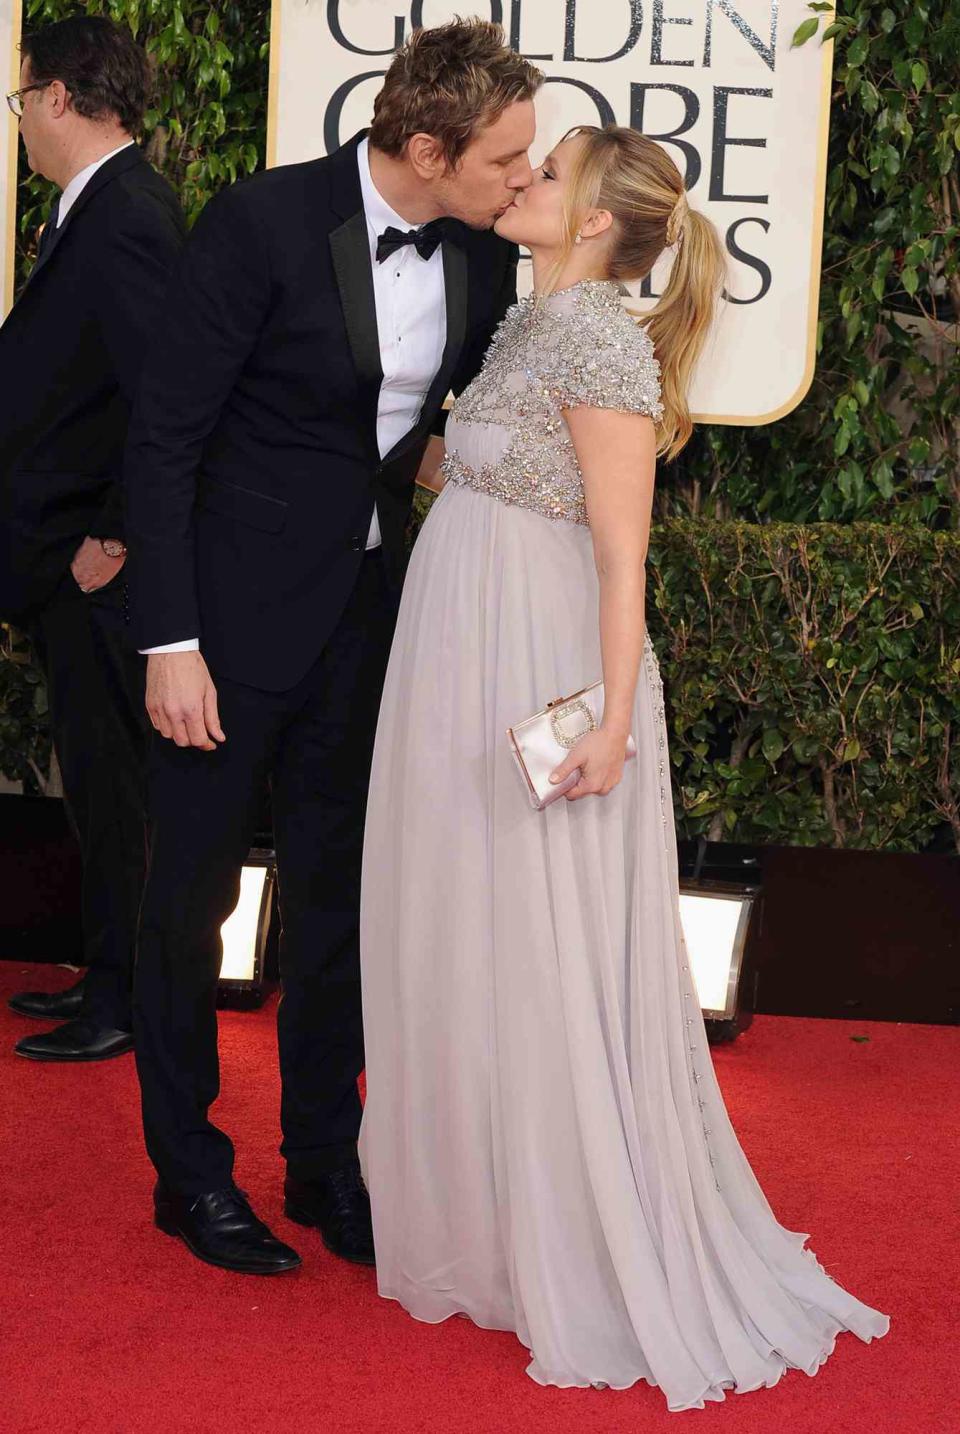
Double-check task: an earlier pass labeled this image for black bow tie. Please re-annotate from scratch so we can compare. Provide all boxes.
[376,219,448,264]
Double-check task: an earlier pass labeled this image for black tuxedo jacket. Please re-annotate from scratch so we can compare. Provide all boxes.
[0,146,186,620]
[124,131,517,692]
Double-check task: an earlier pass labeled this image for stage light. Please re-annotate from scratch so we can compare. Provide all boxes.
[679,883,758,1042]
[217,848,276,1010]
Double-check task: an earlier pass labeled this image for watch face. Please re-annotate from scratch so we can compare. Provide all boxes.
[101,540,125,558]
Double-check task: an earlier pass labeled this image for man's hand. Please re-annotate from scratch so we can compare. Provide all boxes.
[146,651,225,751]
[71,536,125,593]
[415,434,447,494]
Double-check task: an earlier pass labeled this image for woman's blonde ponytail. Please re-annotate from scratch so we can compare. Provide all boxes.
[644,205,725,459]
[556,126,726,460]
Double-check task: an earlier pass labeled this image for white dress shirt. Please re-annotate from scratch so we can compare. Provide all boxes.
[357,133,447,536]
[56,140,136,226]
[142,137,448,656]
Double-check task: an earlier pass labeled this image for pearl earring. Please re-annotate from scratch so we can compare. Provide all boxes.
[574,234,583,245]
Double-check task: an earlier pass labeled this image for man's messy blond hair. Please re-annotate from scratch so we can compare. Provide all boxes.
[369,19,542,169]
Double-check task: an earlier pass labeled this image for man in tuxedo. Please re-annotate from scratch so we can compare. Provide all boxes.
[1,18,185,1059]
[125,20,541,1274]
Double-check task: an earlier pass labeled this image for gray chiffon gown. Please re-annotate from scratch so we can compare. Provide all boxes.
[358,279,889,1410]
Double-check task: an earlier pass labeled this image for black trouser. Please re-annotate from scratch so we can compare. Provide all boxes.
[133,552,396,1196]
[33,571,149,1030]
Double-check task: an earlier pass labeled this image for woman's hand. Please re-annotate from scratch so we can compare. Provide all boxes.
[549,726,629,801]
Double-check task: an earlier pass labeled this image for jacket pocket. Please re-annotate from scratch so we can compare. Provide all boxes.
[195,477,288,534]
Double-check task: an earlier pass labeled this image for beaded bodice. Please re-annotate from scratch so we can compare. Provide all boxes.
[442,279,663,526]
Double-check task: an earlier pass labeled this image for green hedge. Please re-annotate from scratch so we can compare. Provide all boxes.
[413,493,960,852]
[0,626,50,792]
[646,520,960,851]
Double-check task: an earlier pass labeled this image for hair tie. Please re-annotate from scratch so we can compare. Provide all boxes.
[666,192,688,247]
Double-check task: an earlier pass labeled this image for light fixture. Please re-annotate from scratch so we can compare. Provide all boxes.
[679,882,759,1043]
[217,848,276,1010]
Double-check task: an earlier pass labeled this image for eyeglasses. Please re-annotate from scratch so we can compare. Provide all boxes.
[6,82,52,118]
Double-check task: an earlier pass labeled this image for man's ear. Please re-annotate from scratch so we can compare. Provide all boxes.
[47,79,70,119]
[406,133,449,182]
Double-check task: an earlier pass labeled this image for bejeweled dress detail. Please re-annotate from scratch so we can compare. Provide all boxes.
[358,279,889,1409]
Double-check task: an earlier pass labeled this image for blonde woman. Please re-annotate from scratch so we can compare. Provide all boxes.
[358,126,889,1407]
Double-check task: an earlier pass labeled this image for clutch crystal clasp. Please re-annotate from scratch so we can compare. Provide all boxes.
[548,696,597,749]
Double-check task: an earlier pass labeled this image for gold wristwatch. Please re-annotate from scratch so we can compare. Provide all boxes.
[99,538,127,559]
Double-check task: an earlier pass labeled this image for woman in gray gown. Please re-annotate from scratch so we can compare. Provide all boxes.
[358,125,889,1410]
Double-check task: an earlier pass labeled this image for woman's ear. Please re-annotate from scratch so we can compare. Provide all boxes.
[580,208,614,240]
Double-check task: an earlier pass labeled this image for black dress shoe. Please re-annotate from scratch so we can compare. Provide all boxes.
[284,1163,376,1266]
[154,1185,302,1275]
[9,976,86,1021]
[14,1018,134,1062]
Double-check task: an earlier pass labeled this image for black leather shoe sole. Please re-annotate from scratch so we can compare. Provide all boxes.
[14,1032,135,1062]
[154,1208,302,1275]
[284,1199,377,1266]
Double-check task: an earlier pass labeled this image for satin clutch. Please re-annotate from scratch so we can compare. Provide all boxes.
[507,681,637,811]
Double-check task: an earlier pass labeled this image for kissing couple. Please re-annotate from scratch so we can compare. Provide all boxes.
[125,16,888,1409]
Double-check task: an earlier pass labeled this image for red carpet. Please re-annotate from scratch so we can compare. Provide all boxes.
[0,963,953,1434]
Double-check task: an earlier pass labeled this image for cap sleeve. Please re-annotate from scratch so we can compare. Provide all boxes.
[548,308,663,422]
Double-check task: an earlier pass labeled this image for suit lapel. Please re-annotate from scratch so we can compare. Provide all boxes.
[24,211,71,288]
[381,234,468,467]
[329,212,383,450]
[328,134,382,465]
[23,145,146,294]
[426,236,468,428]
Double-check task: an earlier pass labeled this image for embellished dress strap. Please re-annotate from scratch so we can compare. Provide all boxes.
[535,280,664,420]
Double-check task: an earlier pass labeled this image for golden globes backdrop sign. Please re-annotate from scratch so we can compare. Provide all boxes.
[1,0,20,318]
[268,0,833,424]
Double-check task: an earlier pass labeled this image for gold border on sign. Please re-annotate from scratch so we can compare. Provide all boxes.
[266,0,281,170]
[2,0,22,319]
[264,6,835,429]
[701,34,836,427]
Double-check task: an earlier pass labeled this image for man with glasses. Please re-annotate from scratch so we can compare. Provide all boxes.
[1,16,184,1060]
